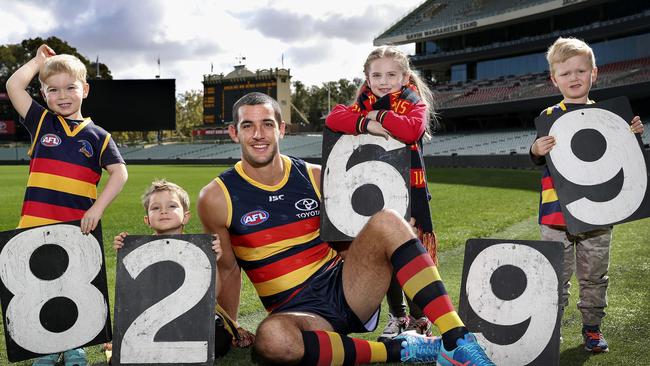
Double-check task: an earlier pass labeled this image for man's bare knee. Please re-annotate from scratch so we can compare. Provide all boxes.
[366,208,414,238]
[254,316,303,365]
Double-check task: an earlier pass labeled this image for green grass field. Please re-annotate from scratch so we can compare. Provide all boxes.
[0,165,648,365]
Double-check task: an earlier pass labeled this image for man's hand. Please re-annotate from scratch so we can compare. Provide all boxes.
[212,234,223,261]
[113,232,128,251]
[531,135,556,157]
[233,327,255,348]
[408,217,419,236]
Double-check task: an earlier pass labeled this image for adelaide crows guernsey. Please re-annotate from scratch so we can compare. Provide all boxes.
[216,155,338,312]
[537,100,594,226]
[18,101,123,228]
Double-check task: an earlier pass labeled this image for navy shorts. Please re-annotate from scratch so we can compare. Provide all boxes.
[272,257,380,334]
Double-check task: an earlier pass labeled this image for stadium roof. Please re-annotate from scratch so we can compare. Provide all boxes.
[374,0,592,46]
[225,65,255,79]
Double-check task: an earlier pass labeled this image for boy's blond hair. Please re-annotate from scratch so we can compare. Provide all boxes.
[39,54,87,84]
[141,179,190,212]
[546,37,596,75]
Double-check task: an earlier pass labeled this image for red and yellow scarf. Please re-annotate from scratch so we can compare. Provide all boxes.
[351,84,438,263]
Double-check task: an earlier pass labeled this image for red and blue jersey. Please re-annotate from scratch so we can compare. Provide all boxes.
[216,155,338,312]
[536,100,594,226]
[18,101,124,228]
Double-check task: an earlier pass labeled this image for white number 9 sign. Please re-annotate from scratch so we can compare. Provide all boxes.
[534,97,650,234]
[549,107,647,225]
[460,239,563,366]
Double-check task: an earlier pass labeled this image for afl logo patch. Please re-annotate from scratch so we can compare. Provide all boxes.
[41,134,61,147]
[241,210,269,226]
[295,198,318,211]
[79,140,94,158]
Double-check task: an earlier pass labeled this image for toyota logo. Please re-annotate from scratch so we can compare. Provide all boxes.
[295,198,318,211]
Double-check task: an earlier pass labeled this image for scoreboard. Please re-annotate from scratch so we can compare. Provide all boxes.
[203,80,278,126]
[84,79,176,132]
[202,66,291,127]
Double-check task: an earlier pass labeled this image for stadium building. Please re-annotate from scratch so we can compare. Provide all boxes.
[374,0,650,138]
[2,0,649,166]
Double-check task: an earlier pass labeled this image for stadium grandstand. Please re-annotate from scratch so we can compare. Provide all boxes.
[374,0,650,134]
[1,0,649,169]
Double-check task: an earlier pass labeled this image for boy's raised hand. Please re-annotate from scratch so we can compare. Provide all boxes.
[35,44,56,66]
[631,116,644,134]
[113,232,128,251]
[531,135,556,157]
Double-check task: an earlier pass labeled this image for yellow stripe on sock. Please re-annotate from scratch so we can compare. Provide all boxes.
[402,266,442,298]
[369,340,388,363]
[327,332,345,366]
[435,311,464,334]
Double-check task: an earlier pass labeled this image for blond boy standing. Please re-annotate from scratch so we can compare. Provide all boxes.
[6,44,127,366]
[530,37,644,353]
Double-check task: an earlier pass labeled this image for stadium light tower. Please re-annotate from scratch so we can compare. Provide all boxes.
[323,83,331,113]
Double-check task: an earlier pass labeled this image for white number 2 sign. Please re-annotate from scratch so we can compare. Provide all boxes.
[114,235,215,365]
[321,130,410,241]
[459,239,563,366]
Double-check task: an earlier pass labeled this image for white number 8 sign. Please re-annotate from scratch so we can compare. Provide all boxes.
[0,224,108,355]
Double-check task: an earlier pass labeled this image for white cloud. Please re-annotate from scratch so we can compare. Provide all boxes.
[0,0,421,94]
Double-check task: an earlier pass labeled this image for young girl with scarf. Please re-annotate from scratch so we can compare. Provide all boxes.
[325,46,438,342]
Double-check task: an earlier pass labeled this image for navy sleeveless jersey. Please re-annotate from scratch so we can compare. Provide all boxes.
[216,155,338,312]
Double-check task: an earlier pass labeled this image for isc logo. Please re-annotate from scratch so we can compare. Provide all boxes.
[240,210,269,226]
[41,134,61,147]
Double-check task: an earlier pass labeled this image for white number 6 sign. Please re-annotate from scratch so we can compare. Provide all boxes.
[321,129,410,241]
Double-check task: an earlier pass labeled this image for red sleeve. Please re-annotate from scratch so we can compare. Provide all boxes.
[378,102,427,144]
[325,104,367,135]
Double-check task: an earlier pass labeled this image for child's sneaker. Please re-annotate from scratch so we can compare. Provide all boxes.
[438,333,495,366]
[378,313,410,342]
[405,316,433,337]
[63,348,87,366]
[32,353,60,366]
[582,326,609,353]
[394,331,441,363]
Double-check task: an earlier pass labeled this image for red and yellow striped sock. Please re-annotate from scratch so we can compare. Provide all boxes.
[391,238,467,349]
[300,330,401,366]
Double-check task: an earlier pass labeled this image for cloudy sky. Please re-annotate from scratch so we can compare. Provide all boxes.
[0,0,422,94]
